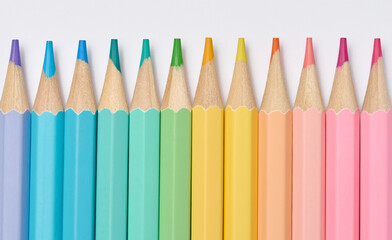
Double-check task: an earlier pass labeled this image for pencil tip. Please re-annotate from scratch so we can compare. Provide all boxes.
[337,38,348,68]
[43,41,56,78]
[202,37,214,66]
[171,38,183,67]
[110,39,121,72]
[236,38,247,62]
[139,39,151,68]
[303,37,315,68]
[371,38,382,68]
[77,40,88,63]
[10,39,21,66]
[270,38,280,63]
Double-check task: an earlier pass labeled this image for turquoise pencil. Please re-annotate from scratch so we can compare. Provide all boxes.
[63,40,97,240]
[128,39,160,240]
[96,39,129,240]
[29,41,64,240]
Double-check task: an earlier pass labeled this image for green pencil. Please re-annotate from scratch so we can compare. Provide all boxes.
[159,39,192,240]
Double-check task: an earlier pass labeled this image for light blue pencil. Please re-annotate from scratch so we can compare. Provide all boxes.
[29,41,64,240]
[128,39,160,240]
[63,40,97,240]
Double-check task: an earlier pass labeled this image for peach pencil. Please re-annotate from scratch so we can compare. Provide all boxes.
[361,38,392,240]
[259,38,292,240]
[293,38,325,240]
[326,38,359,240]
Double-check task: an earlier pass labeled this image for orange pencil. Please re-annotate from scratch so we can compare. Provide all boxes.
[293,38,325,240]
[259,38,292,240]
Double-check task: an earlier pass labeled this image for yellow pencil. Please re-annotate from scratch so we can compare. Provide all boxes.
[224,38,258,240]
[192,37,224,240]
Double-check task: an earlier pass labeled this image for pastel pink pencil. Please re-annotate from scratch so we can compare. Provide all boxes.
[326,38,359,240]
[360,38,392,240]
[293,38,325,240]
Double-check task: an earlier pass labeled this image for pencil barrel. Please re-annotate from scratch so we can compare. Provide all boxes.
[159,108,191,240]
[96,109,129,240]
[224,107,258,240]
[63,109,97,240]
[258,110,292,240]
[360,110,392,239]
[191,106,223,240]
[292,108,325,240]
[326,109,359,240]
[0,110,30,240]
[128,108,160,240]
[29,111,64,240]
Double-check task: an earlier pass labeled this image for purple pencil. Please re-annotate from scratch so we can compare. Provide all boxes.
[0,40,30,240]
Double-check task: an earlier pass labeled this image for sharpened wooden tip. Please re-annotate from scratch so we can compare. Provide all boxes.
[162,40,191,111]
[328,62,358,112]
[66,59,96,113]
[227,39,256,110]
[33,42,63,114]
[362,57,392,113]
[193,38,223,109]
[0,40,29,113]
[130,57,160,111]
[294,39,324,111]
[260,39,291,113]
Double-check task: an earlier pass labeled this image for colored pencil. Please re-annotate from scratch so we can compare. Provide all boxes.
[326,38,359,240]
[96,39,129,240]
[29,41,64,240]
[224,38,258,240]
[63,40,97,240]
[0,40,30,240]
[159,39,191,240]
[258,38,292,240]
[360,38,392,240]
[128,39,160,240]
[192,37,224,240]
[293,38,325,240]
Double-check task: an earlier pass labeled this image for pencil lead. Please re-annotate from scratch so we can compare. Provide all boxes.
[109,39,121,72]
[270,38,280,63]
[337,38,348,68]
[171,38,183,67]
[10,39,21,66]
[303,37,315,68]
[77,40,88,64]
[202,37,214,66]
[43,41,56,78]
[236,38,247,62]
[140,39,151,68]
[371,38,382,68]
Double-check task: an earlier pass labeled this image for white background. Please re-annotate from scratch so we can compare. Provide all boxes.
[0,0,391,109]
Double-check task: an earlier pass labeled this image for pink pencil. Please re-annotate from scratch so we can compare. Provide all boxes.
[326,38,359,240]
[361,38,392,240]
[293,38,325,240]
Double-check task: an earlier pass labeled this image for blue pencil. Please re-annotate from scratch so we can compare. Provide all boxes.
[29,41,64,240]
[63,40,97,240]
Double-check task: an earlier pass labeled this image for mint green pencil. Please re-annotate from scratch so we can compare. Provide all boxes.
[128,39,160,240]
[96,39,129,240]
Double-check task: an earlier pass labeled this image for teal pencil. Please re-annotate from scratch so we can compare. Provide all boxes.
[29,41,64,240]
[128,39,160,240]
[96,39,129,240]
[63,40,97,240]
